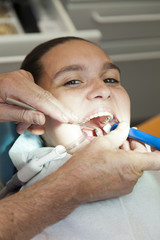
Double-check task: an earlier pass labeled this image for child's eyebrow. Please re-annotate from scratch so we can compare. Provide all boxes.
[53,62,120,79]
[102,62,121,74]
[54,64,85,79]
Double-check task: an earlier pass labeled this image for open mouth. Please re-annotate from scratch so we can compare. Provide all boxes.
[79,111,118,139]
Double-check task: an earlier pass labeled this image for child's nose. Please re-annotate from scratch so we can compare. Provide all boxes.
[87,78,111,101]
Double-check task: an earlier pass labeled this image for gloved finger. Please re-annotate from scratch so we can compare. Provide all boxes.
[16,122,31,134]
[104,122,130,149]
[27,124,45,135]
[0,70,78,123]
[120,140,131,151]
[131,151,160,171]
[129,139,148,153]
[0,104,45,125]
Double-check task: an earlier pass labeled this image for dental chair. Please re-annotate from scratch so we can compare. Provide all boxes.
[137,114,160,138]
[0,122,18,187]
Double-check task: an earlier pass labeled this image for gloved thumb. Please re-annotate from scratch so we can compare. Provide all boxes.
[104,122,130,149]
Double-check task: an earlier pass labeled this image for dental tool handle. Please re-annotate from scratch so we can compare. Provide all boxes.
[111,123,160,150]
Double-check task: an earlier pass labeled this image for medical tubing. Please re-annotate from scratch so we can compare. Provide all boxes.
[17,146,67,182]
[0,162,43,199]
[0,174,23,199]
[111,123,160,150]
[65,132,87,152]
[0,187,9,199]
[17,159,43,183]
[38,145,66,166]
[0,146,67,199]
[0,138,86,199]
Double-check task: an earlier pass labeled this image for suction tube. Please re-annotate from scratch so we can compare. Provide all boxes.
[111,123,160,150]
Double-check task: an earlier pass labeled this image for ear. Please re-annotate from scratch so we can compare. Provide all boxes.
[27,124,45,135]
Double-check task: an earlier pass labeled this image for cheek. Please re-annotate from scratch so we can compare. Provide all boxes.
[42,117,59,146]
[113,88,131,114]
[54,90,82,111]
[121,89,130,108]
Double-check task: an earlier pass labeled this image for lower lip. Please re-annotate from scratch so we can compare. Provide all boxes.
[80,118,119,138]
[81,127,97,137]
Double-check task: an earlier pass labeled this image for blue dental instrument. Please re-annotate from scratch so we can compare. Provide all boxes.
[111,123,160,150]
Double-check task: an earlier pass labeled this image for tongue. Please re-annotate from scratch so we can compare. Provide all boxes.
[80,116,110,138]
[95,116,107,124]
[86,116,107,128]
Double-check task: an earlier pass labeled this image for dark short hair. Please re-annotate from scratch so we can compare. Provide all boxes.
[21,36,92,84]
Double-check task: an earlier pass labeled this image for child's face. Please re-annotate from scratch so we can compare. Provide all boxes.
[36,40,130,148]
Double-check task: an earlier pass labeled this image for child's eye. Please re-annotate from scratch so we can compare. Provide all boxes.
[64,80,81,86]
[104,78,119,84]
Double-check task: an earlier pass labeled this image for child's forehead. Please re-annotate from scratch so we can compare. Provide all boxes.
[40,40,112,71]
[42,40,106,59]
[39,40,121,80]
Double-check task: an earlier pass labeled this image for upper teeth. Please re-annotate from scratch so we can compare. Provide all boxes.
[82,111,113,123]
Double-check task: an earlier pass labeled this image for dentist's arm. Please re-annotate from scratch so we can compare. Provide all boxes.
[0,123,160,240]
[0,70,77,133]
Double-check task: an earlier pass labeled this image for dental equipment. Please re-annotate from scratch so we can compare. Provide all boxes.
[0,130,88,199]
[111,123,160,150]
[78,113,113,137]
[78,123,99,136]
[0,145,67,199]
[0,131,88,199]
[6,97,37,111]
[0,133,88,199]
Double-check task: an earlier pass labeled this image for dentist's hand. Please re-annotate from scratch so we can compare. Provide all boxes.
[0,122,160,240]
[0,70,77,133]
[62,122,160,203]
